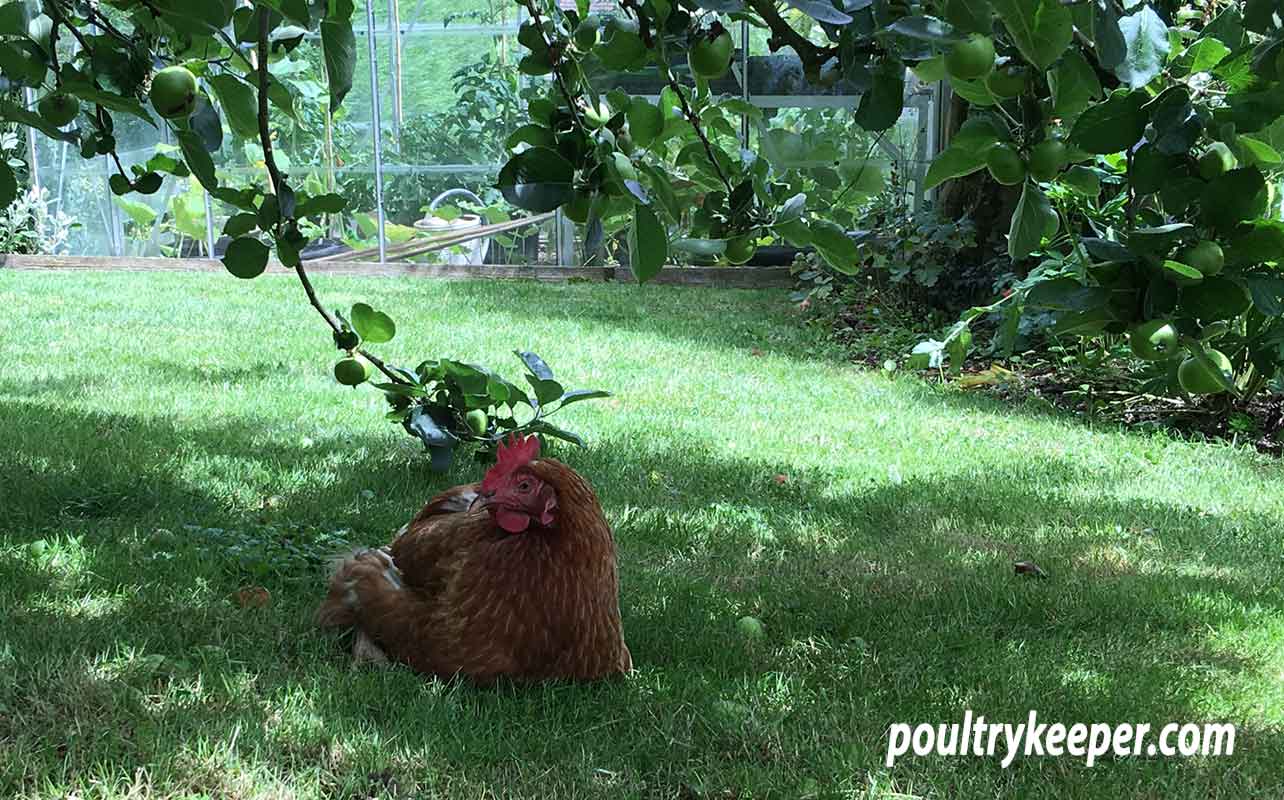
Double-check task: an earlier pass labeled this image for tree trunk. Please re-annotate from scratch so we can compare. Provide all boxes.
[937,90,1020,249]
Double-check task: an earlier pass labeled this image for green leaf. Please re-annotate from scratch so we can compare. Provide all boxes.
[947,74,999,107]
[1226,220,1284,267]
[1060,165,1101,196]
[1115,5,1170,89]
[1172,37,1231,76]
[505,123,556,150]
[1237,136,1283,166]
[224,213,259,237]
[176,130,218,191]
[717,98,763,120]
[0,2,27,37]
[207,74,260,141]
[1069,89,1147,154]
[626,99,664,146]
[113,196,158,227]
[1201,167,1268,232]
[639,163,681,223]
[1008,182,1058,261]
[1145,87,1201,156]
[671,238,728,256]
[296,193,348,216]
[223,237,270,279]
[0,161,16,208]
[1026,278,1112,310]
[524,374,565,406]
[854,58,906,133]
[0,42,45,87]
[811,220,859,274]
[525,419,586,448]
[351,302,396,344]
[1049,49,1102,122]
[0,98,75,143]
[991,0,1073,70]
[516,351,554,381]
[554,389,612,408]
[628,203,668,283]
[321,0,356,111]
[1161,259,1203,281]
[943,0,993,33]
[885,15,965,42]
[61,80,155,126]
[497,147,574,213]
[783,0,852,25]
[925,118,1001,190]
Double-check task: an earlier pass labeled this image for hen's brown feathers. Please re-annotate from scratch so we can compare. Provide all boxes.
[318,458,631,682]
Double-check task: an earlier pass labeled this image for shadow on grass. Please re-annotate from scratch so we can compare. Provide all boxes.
[2,383,1283,795]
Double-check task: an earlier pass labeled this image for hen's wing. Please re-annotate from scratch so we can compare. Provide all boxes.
[387,481,482,593]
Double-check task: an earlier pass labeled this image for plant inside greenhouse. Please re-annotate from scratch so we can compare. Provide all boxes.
[3,1,1284,798]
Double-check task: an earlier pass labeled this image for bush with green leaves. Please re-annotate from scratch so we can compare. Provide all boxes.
[906,2,1284,401]
[5,0,1284,426]
[0,0,610,467]
[494,0,1284,402]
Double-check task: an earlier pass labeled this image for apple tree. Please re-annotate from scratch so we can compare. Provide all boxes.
[498,0,1284,401]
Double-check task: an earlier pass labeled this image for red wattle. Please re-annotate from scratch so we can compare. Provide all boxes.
[496,508,531,533]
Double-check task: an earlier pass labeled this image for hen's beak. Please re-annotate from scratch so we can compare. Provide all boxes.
[469,490,495,512]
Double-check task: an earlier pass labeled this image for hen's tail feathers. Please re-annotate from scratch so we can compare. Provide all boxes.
[316,547,397,628]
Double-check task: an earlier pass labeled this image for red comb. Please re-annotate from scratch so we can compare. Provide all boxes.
[482,434,540,492]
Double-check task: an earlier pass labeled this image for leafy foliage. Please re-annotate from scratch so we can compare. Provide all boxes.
[6,0,1284,413]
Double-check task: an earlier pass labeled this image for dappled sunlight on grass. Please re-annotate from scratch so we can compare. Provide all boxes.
[1,271,1283,798]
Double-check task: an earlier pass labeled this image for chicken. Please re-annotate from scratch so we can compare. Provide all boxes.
[317,434,631,683]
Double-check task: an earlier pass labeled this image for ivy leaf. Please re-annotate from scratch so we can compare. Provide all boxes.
[1008,182,1058,261]
[990,0,1073,70]
[628,203,668,283]
[351,303,396,344]
[223,237,270,279]
[1115,5,1170,89]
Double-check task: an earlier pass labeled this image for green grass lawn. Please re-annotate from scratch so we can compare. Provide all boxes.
[2,270,1283,799]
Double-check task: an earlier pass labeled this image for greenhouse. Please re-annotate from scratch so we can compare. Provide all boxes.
[19,0,941,267]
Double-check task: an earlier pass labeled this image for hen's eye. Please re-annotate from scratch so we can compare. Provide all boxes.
[517,480,532,492]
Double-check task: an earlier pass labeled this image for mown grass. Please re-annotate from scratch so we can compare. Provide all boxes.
[1,269,1282,800]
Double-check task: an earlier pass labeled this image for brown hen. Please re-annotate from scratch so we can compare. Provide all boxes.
[317,435,631,683]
